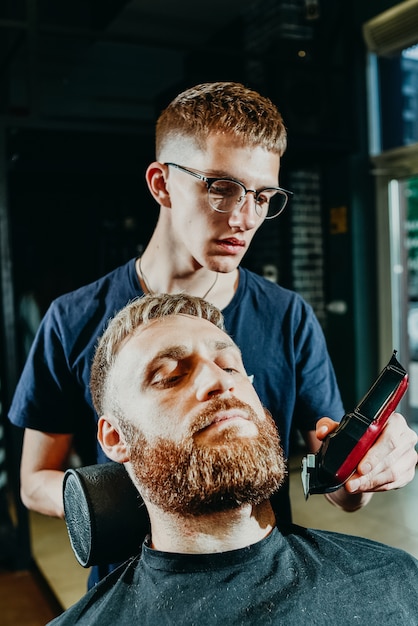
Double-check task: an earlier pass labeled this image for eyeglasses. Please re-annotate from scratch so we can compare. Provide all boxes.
[165,162,292,220]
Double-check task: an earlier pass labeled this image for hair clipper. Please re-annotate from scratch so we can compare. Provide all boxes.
[301,351,408,499]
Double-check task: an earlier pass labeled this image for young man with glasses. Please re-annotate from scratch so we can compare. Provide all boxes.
[9,82,418,588]
[48,293,418,625]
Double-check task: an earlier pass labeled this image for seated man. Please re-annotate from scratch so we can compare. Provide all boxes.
[49,293,418,625]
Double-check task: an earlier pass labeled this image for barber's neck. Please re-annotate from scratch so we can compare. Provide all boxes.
[145,500,276,554]
[139,218,239,310]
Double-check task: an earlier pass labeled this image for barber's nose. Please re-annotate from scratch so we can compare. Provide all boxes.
[228,193,258,230]
[194,361,235,402]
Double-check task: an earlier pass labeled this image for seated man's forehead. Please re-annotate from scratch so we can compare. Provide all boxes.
[128,314,230,346]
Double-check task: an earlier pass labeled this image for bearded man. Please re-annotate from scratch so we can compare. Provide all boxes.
[49,293,418,626]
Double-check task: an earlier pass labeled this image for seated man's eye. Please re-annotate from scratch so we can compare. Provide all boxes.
[153,374,184,388]
[151,362,186,387]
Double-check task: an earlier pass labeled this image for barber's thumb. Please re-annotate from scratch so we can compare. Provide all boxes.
[316,417,339,441]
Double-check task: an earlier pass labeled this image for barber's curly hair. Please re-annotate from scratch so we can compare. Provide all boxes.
[90,293,225,416]
[156,81,287,158]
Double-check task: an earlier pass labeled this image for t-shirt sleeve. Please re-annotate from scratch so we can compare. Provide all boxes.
[8,301,91,434]
[292,299,345,432]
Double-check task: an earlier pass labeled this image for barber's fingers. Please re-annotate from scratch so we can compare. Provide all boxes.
[345,412,418,493]
[315,417,339,441]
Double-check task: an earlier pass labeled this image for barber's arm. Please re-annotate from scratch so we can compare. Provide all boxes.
[20,428,74,519]
[303,413,418,512]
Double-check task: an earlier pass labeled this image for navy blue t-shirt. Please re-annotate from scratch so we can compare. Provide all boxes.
[8,258,344,583]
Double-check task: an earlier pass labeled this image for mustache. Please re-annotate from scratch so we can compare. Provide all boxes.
[188,396,260,436]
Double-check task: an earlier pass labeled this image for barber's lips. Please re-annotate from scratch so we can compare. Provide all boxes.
[217,238,246,254]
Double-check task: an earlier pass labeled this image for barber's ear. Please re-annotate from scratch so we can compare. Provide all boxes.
[145,162,171,208]
[97,416,129,463]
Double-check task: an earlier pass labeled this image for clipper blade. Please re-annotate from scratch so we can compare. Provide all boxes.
[301,454,316,500]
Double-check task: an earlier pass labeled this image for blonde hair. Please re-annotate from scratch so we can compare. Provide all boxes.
[90,293,225,416]
[156,81,287,158]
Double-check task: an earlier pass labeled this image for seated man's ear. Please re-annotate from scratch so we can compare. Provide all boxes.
[98,415,129,463]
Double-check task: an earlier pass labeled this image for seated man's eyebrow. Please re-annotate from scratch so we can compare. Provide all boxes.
[149,345,189,366]
[146,340,241,374]
[212,339,241,356]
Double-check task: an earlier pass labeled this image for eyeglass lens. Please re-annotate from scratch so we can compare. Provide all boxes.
[208,180,287,219]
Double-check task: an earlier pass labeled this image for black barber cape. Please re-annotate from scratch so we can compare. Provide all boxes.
[48,524,418,626]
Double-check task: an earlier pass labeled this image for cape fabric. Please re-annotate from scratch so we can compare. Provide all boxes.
[47,525,418,625]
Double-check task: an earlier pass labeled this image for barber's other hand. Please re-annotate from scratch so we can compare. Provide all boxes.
[316,413,418,494]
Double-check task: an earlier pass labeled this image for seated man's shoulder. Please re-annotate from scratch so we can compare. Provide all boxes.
[281,522,418,573]
[47,556,140,625]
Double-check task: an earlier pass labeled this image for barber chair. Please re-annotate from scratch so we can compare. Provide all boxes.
[63,462,149,567]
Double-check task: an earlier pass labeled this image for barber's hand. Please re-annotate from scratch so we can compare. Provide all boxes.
[316,412,418,494]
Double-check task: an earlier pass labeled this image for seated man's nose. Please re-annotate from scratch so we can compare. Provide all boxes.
[195,366,234,400]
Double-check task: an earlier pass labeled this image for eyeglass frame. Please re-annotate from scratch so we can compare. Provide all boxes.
[164,162,293,220]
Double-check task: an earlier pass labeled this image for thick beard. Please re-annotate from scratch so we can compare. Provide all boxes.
[119,397,286,515]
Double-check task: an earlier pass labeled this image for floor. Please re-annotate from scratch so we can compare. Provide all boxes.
[0,568,62,626]
[4,457,418,624]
